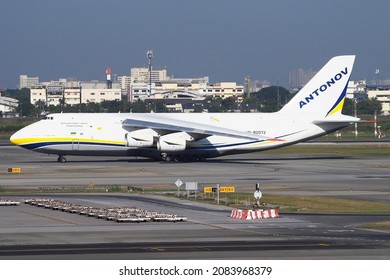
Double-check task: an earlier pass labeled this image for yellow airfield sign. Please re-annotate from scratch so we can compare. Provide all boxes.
[220,186,235,193]
[7,168,21,173]
[203,186,235,193]
[204,187,213,193]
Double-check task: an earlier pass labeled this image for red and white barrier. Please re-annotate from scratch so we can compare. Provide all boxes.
[230,208,279,220]
[230,209,244,219]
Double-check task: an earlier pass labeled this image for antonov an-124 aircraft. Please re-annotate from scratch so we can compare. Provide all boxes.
[10,55,359,162]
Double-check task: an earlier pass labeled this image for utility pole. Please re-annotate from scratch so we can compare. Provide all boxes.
[354,98,358,138]
[374,110,377,138]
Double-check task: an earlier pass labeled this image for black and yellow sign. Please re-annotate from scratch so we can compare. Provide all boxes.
[204,187,213,193]
[220,186,235,193]
[7,168,21,173]
[204,186,235,193]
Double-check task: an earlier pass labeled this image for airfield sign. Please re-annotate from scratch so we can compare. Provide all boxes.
[254,190,262,200]
[220,186,235,193]
[175,179,183,188]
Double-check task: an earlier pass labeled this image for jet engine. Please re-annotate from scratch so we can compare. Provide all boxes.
[124,132,154,148]
[157,136,186,152]
[156,132,194,152]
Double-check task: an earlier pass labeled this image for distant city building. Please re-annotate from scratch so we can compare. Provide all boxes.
[200,82,244,99]
[30,85,46,105]
[19,75,39,89]
[81,81,121,104]
[289,68,317,90]
[30,79,121,106]
[131,67,168,83]
[25,64,243,108]
[129,80,243,102]
[251,80,271,92]
[117,75,132,91]
[346,80,367,100]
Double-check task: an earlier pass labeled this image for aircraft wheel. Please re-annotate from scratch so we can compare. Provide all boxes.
[57,156,67,163]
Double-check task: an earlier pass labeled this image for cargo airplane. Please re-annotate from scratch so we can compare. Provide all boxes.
[10,55,359,162]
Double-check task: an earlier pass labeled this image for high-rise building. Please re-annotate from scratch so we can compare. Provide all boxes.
[19,75,39,89]
[130,67,168,83]
[289,69,317,90]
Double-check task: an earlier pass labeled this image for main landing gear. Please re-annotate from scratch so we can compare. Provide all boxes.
[57,155,67,163]
[160,153,206,162]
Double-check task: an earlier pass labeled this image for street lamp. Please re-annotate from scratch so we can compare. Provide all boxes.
[147,50,153,97]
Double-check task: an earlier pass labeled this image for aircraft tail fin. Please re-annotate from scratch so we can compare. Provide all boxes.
[280,55,355,118]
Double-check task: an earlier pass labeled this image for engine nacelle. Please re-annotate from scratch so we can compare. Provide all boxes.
[125,132,154,148]
[157,135,187,152]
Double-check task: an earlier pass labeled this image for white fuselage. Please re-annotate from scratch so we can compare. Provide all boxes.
[10,112,343,160]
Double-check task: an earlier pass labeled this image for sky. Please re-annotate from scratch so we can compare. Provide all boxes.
[1,0,390,89]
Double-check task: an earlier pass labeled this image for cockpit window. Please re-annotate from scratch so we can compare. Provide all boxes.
[44,116,54,120]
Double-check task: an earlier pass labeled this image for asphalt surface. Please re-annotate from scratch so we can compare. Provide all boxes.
[0,143,389,259]
[1,143,390,202]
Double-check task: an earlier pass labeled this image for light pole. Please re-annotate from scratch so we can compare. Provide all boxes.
[374,110,377,138]
[354,98,358,138]
[147,50,153,97]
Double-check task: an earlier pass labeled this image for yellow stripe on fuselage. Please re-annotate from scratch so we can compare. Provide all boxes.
[11,137,125,146]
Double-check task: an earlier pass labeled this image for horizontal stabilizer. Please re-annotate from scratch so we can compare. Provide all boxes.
[313,115,360,125]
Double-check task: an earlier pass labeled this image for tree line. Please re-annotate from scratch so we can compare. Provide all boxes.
[1,87,383,117]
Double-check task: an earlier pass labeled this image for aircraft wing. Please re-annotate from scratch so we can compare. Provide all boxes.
[122,115,267,141]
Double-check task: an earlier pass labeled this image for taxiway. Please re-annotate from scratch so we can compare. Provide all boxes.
[0,144,389,259]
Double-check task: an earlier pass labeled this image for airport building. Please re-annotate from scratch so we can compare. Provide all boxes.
[128,80,243,102]
[346,80,367,100]
[0,91,19,117]
[366,85,390,115]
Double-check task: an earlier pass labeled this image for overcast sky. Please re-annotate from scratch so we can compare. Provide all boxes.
[1,0,389,89]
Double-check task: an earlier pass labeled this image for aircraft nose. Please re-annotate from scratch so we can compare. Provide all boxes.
[10,130,22,145]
